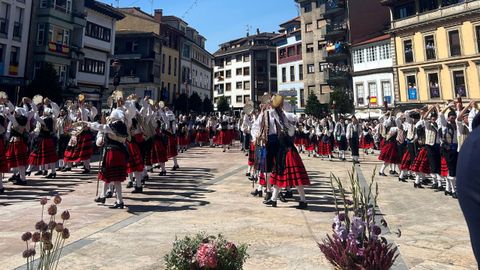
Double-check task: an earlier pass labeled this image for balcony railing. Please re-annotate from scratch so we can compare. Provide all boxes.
[324,0,346,17]
[13,22,22,39]
[0,18,8,35]
[325,23,347,39]
[325,69,350,85]
[325,42,349,62]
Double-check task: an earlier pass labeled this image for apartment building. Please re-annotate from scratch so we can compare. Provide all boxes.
[213,31,277,111]
[272,17,305,114]
[382,0,480,104]
[351,34,394,119]
[295,0,390,106]
[0,0,32,95]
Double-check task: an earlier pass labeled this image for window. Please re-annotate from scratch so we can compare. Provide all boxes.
[236,54,242,62]
[307,64,315,74]
[306,23,313,33]
[182,44,191,58]
[244,81,250,90]
[54,0,73,13]
[243,67,250,76]
[296,44,302,55]
[303,2,312,12]
[290,66,295,82]
[441,0,463,7]
[393,1,416,19]
[36,24,45,46]
[54,64,67,86]
[244,53,250,62]
[162,54,165,73]
[270,52,276,64]
[353,49,364,64]
[427,73,440,98]
[226,57,231,65]
[306,43,314,53]
[226,70,231,78]
[236,81,242,89]
[420,0,439,12]
[308,85,315,95]
[356,83,365,105]
[226,83,232,91]
[0,2,9,35]
[0,44,5,74]
[270,66,277,77]
[287,46,295,57]
[174,58,177,76]
[317,20,324,29]
[368,82,377,105]
[448,30,461,56]
[236,68,242,76]
[452,70,467,97]
[168,55,172,75]
[79,58,106,75]
[85,22,111,42]
[48,25,70,45]
[406,75,418,100]
[235,96,242,103]
[300,88,305,107]
[319,62,327,72]
[13,7,23,40]
[422,35,436,60]
[382,81,392,104]
[282,67,287,82]
[366,46,377,62]
[379,44,390,60]
[404,40,414,63]
[299,64,303,80]
[279,48,286,59]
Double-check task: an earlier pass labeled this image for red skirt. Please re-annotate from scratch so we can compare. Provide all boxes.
[146,136,168,165]
[177,135,189,146]
[0,139,9,172]
[269,148,310,188]
[218,130,232,145]
[440,156,448,177]
[360,136,374,149]
[294,137,302,146]
[195,130,209,143]
[259,172,266,186]
[399,150,412,171]
[99,148,127,183]
[29,137,58,165]
[167,134,178,158]
[318,140,332,156]
[64,132,94,162]
[378,141,399,164]
[305,142,315,151]
[410,147,430,174]
[248,143,255,166]
[126,140,144,173]
[6,138,29,168]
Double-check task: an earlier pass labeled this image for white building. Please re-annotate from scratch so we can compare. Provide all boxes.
[0,0,32,94]
[213,31,277,111]
[77,0,124,104]
[351,34,394,119]
[272,17,304,114]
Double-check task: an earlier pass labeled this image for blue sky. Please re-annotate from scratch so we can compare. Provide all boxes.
[100,0,299,53]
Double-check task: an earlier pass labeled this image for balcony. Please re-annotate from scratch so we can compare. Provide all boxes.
[48,42,70,55]
[324,0,346,18]
[325,23,347,40]
[0,18,8,36]
[325,42,349,62]
[325,70,350,85]
[109,76,140,84]
[72,11,87,27]
[13,22,22,40]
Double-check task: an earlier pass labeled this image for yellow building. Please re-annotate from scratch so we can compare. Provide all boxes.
[383,0,480,104]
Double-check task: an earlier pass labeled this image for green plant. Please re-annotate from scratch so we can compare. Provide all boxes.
[216,96,230,113]
[165,233,248,270]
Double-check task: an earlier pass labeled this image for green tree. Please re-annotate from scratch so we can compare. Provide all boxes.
[305,93,327,118]
[26,62,63,103]
[216,96,230,112]
[202,96,214,113]
[174,93,188,113]
[188,92,202,113]
[330,88,354,114]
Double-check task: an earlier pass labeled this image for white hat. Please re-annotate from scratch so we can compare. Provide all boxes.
[15,107,27,116]
[109,108,125,122]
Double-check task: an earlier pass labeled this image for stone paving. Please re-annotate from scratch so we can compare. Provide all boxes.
[0,145,477,269]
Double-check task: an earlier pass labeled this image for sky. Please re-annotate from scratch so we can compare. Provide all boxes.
[100,0,299,53]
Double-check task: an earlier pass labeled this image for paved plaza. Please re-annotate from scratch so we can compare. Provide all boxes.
[0,145,476,270]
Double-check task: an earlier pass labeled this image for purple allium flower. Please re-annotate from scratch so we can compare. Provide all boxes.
[356,247,365,257]
[196,243,218,269]
[21,232,32,242]
[43,242,53,251]
[48,221,57,231]
[334,224,348,241]
[22,250,30,258]
[35,220,48,232]
[47,205,57,216]
[338,213,346,222]
[372,225,382,236]
[29,248,36,257]
[53,195,62,205]
[345,199,353,206]
[42,231,52,242]
[32,232,41,242]
[62,228,70,239]
[61,210,70,221]
[350,217,366,238]
[55,223,64,233]
[40,197,48,206]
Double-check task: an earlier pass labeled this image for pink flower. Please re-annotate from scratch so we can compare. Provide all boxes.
[21,232,32,242]
[196,243,218,269]
[32,232,41,242]
[35,220,48,232]
[47,205,57,216]
[53,195,62,205]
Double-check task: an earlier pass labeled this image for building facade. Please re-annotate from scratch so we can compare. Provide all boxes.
[0,0,32,95]
[382,0,480,104]
[77,0,124,104]
[295,0,390,106]
[351,34,394,119]
[213,31,277,111]
[273,17,305,114]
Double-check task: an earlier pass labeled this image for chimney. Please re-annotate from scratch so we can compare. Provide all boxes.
[256,28,260,35]
[154,9,163,22]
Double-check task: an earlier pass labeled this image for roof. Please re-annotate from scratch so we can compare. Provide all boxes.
[162,15,188,26]
[353,34,391,46]
[279,16,300,27]
[115,30,160,38]
[214,32,277,57]
[85,0,125,20]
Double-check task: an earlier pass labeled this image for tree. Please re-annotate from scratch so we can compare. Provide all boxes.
[26,62,63,103]
[188,92,203,113]
[202,96,214,113]
[305,94,327,118]
[330,88,354,114]
[216,96,230,113]
[174,93,188,113]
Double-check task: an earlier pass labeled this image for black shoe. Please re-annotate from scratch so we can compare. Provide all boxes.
[158,171,166,176]
[250,189,262,197]
[126,181,134,189]
[452,192,458,199]
[414,183,424,189]
[245,172,250,177]
[278,192,287,203]
[297,201,308,209]
[109,202,125,209]
[390,171,399,175]
[245,153,248,156]
[34,170,43,176]
[105,191,113,198]
[42,170,48,176]
[248,175,255,181]
[14,179,27,185]
[445,191,453,196]
[172,165,179,171]
[398,177,407,182]
[94,197,106,204]
[263,199,277,207]
[284,190,294,199]
[8,175,19,182]
[26,171,32,176]
[61,167,72,172]
[45,173,56,179]
[431,183,439,189]
[142,175,148,185]
[408,175,415,180]
[222,149,226,152]
[264,191,272,201]
[81,169,90,174]
[437,186,445,191]
[132,186,143,193]
[379,172,387,177]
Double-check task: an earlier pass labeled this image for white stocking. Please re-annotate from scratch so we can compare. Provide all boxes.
[134,171,142,187]
[114,181,123,203]
[160,163,166,171]
[380,163,388,174]
[83,159,91,170]
[18,166,26,181]
[173,157,178,166]
[271,185,280,201]
[297,186,306,202]
[49,163,56,173]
